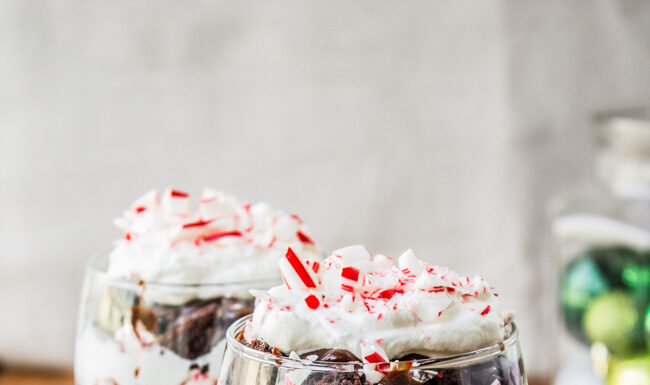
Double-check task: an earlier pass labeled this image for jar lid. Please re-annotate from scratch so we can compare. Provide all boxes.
[596,107,650,156]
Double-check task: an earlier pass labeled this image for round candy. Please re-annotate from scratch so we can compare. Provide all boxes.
[583,291,642,356]
[561,253,610,343]
[607,356,650,385]
[589,246,641,289]
[561,245,649,346]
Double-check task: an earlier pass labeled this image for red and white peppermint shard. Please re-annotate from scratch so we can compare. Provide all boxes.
[161,188,190,216]
[279,248,319,289]
[199,198,236,221]
[362,344,388,363]
[305,259,321,274]
[398,249,424,276]
[341,266,361,292]
[361,344,390,383]
[199,188,223,220]
[331,245,372,267]
[373,254,393,269]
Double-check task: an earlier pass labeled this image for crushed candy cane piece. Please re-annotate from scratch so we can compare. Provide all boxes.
[279,248,318,289]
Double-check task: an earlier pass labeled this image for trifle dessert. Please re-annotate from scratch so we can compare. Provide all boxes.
[219,245,527,385]
[74,188,321,385]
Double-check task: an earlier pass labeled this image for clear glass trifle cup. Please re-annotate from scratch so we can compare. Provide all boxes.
[218,245,528,385]
[219,316,527,385]
[74,188,322,385]
[75,253,279,385]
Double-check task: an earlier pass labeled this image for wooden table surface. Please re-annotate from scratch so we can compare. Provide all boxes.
[0,370,550,385]
[0,370,74,385]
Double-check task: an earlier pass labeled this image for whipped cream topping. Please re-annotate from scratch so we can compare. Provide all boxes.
[107,188,321,288]
[246,246,512,362]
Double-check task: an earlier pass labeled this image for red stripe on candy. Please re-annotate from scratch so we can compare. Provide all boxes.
[304,295,320,309]
[282,275,291,290]
[182,219,213,228]
[341,267,360,281]
[296,231,314,245]
[341,284,355,292]
[285,248,317,288]
[480,305,491,316]
[202,230,242,242]
[364,352,386,363]
[170,189,189,198]
[378,288,403,299]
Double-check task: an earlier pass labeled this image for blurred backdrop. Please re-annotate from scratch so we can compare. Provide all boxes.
[0,0,649,379]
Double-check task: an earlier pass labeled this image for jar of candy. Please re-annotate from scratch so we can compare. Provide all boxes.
[551,108,650,385]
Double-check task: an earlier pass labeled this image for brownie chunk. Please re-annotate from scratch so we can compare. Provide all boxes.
[150,296,254,360]
[159,298,221,359]
[301,348,361,363]
[302,371,369,385]
[248,339,274,354]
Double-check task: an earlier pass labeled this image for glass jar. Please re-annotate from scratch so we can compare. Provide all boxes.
[74,251,279,385]
[551,108,650,385]
[218,316,528,385]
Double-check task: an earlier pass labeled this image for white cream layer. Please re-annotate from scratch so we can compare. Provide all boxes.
[106,189,321,299]
[74,325,223,385]
[246,246,512,360]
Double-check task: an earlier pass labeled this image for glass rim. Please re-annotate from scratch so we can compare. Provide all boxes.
[86,249,282,289]
[225,315,520,371]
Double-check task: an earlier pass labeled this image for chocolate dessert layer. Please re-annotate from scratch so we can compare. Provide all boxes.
[243,338,521,385]
[130,296,254,360]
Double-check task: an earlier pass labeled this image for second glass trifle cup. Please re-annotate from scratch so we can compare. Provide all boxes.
[219,246,528,385]
[74,188,321,385]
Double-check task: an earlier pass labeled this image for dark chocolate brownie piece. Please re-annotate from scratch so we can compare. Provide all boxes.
[159,298,221,359]
[152,296,254,360]
[300,348,361,363]
[301,371,369,385]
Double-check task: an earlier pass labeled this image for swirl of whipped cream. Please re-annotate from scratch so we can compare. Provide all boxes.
[246,245,513,361]
[107,188,322,289]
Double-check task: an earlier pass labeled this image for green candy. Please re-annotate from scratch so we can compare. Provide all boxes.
[607,356,650,385]
[561,245,650,347]
[646,304,650,352]
[561,254,610,342]
[583,291,642,356]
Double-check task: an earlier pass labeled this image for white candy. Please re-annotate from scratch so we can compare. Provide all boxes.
[340,294,356,312]
[398,249,423,276]
[361,344,389,383]
[273,216,301,241]
[331,245,371,266]
[250,202,274,229]
[363,366,385,384]
[373,254,393,269]
[200,188,219,202]
[161,189,190,215]
[414,272,448,290]
[199,199,236,221]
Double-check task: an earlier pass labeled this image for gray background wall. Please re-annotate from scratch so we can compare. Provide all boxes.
[1,0,648,377]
